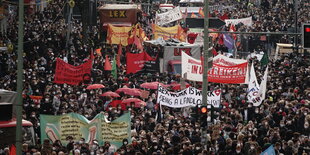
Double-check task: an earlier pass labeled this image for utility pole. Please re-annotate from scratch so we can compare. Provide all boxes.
[202,0,209,151]
[66,0,74,53]
[16,0,24,154]
[294,0,299,53]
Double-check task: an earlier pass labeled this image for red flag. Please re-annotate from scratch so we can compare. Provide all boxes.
[128,25,137,45]
[218,34,224,45]
[134,36,143,51]
[198,7,204,17]
[212,48,218,56]
[126,51,153,74]
[229,24,237,40]
[187,33,198,44]
[104,55,112,71]
[220,13,228,21]
[117,44,122,67]
[191,12,197,18]
[9,145,16,155]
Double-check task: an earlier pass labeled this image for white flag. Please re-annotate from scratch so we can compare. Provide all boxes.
[247,63,259,104]
[256,66,268,106]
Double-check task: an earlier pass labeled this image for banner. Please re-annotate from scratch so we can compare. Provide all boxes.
[247,63,259,104]
[22,95,43,104]
[107,24,132,46]
[157,85,221,108]
[156,7,183,26]
[224,17,253,27]
[163,45,201,72]
[54,58,92,85]
[181,53,248,84]
[126,51,154,74]
[152,24,186,41]
[255,67,268,106]
[40,113,131,148]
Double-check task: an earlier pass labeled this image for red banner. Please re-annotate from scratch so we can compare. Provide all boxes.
[23,95,43,104]
[54,58,92,85]
[126,52,153,74]
[208,62,248,84]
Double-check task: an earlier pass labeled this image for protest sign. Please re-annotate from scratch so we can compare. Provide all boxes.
[107,24,132,46]
[224,17,253,27]
[152,24,186,41]
[182,53,248,84]
[54,58,92,85]
[157,85,221,108]
[40,113,131,148]
[156,7,183,26]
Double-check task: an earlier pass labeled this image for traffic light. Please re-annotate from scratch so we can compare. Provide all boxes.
[200,106,208,128]
[302,23,310,49]
[200,106,208,114]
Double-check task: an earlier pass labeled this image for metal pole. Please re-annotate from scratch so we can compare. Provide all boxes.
[65,2,73,52]
[202,0,209,151]
[294,0,298,52]
[16,0,24,154]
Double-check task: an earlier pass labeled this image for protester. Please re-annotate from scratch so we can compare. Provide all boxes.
[0,0,309,155]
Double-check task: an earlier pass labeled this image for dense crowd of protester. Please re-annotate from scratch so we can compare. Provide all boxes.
[0,0,310,154]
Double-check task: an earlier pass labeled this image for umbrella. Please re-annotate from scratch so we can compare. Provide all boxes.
[116,88,141,96]
[86,84,105,90]
[122,98,146,107]
[101,91,120,98]
[170,82,191,90]
[140,82,168,89]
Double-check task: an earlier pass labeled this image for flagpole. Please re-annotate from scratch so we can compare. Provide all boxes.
[202,0,210,151]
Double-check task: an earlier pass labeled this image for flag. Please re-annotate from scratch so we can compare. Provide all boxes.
[112,56,117,79]
[9,145,16,155]
[223,34,234,49]
[220,13,228,20]
[134,35,143,51]
[260,145,275,155]
[116,44,122,67]
[229,24,237,40]
[95,48,102,56]
[104,55,112,71]
[247,63,259,104]
[187,33,198,44]
[191,12,198,18]
[183,8,188,18]
[211,48,218,56]
[260,52,268,67]
[218,34,224,45]
[255,66,268,106]
[198,7,204,17]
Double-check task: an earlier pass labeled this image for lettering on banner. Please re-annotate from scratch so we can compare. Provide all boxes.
[60,116,84,141]
[102,122,129,142]
[109,10,127,18]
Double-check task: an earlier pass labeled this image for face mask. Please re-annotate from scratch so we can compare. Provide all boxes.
[154,146,158,149]
[196,147,200,150]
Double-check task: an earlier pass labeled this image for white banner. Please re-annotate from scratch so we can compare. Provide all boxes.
[182,51,203,82]
[224,17,253,27]
[157,85,221,108]
[213,54,247,66]
[156,7,183,26]
[247,63,259,104]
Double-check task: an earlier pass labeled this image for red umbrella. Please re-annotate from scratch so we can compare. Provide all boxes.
[140,82,168,89]
[101,91,120,98]
[86,84,105,90]
[122,98,146,107]
[170,83,191,90]
[116,88,141,96]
